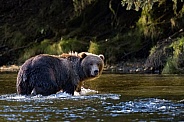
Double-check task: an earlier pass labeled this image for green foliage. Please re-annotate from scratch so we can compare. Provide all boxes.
[19,38,88,62]
[121,0,159,11]
[1,0,184,67]
[162,37,184,74]
[19,39,63,62]
[136,0,184,44]
[136,6,162,41]
[101,30,143,64]
[88,41,99,54]
[121,0,183,12]
[73,0,96,16]
[12,32,26,47]
[39,39,62,55]
[5,31,26,48]
[60,38,88,53]
[162,57,179,74]
[149,46,157,55]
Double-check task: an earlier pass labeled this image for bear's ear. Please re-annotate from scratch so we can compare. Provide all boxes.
[99,54,104,60]
[80,52,87,59]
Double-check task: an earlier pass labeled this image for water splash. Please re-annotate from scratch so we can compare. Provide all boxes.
[0,87,120,102]
[0,93,183,121]
[104,98,184,115]
[0,88,184,121]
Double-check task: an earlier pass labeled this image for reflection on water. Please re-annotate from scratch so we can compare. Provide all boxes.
[0,73,184,121]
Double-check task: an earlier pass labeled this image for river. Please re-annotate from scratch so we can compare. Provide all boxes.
[0,72,184,121]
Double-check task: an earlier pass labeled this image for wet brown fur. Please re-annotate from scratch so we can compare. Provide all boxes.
[16,52,104,96]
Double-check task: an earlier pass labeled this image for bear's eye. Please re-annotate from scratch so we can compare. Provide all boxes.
[89,63,93,66]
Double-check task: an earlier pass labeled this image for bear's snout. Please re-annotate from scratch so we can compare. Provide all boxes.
[94,70,99,76]
[90,64,99,77]
[91,69,99,77]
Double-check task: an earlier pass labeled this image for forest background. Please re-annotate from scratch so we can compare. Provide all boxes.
[0,0,184,74]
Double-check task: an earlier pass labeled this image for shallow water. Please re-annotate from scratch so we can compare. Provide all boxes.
[0,73,184,121]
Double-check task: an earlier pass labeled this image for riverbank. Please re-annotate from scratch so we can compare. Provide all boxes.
[104,59,149,74]
[0,59,155,74]
[0,65,20,72]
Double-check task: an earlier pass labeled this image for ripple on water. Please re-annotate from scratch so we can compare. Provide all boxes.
[0,89,122,121]
[0,89,183,121]
[104,98,184,116]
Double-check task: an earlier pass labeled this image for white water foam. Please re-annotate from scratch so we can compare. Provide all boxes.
[105,98,184,114]
[0,87,120,101]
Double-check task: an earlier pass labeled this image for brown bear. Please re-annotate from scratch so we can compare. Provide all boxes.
[16,52,104,96]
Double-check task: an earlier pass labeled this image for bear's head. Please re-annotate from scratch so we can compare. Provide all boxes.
[80,52,104,79]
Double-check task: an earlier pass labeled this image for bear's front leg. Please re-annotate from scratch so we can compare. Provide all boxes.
[63,82,76,95]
